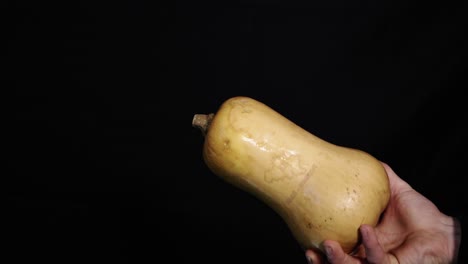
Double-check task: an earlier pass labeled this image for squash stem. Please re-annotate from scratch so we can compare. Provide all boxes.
[192,113,214,136]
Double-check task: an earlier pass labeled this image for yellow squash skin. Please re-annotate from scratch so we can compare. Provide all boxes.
[198,96,390,254]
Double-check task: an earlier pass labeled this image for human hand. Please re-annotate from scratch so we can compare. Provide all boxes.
[305,162,461,264]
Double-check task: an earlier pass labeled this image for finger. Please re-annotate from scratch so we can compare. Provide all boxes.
[360,225,386,263]
[322,240,361,264]
[380,162,412,195]
[305,248,326,264]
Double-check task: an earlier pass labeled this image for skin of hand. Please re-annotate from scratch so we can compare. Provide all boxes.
[305,162,462,264]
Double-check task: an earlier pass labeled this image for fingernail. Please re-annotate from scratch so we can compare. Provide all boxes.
[306,255,313,264]
[324,245,333,259]
[361,225,369,239]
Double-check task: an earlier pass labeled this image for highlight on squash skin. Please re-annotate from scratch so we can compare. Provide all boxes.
[193,96,390,254]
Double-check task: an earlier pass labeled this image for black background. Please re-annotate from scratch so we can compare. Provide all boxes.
[8,0,467,263]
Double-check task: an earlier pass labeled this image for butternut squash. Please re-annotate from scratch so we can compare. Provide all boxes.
[192,96,390,254]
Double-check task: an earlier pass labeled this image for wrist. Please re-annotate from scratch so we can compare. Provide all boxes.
[445,216,461,263]
[437,215,461,263]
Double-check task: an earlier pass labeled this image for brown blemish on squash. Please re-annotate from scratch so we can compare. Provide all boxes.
[223,139,230,150]
[264,152,308,183]
[285,165,316,204]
